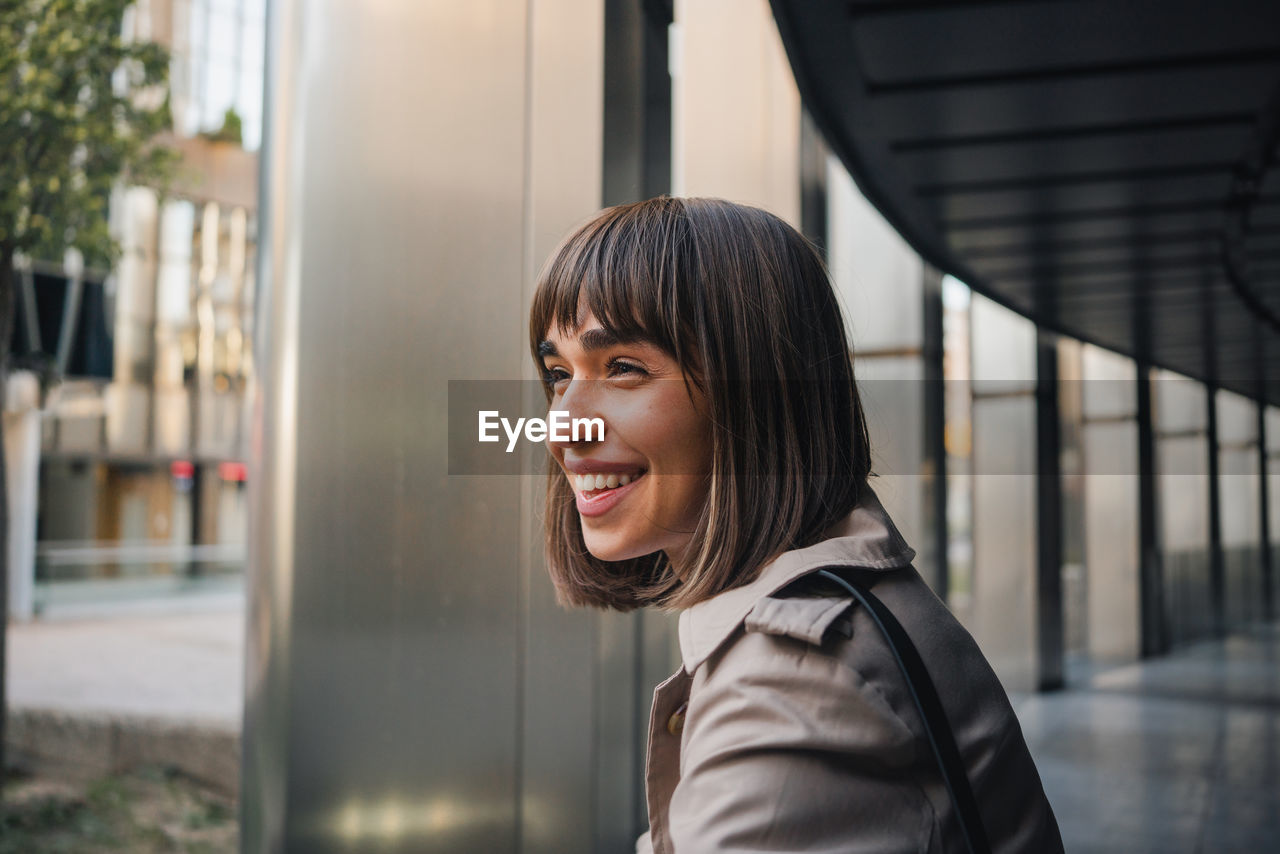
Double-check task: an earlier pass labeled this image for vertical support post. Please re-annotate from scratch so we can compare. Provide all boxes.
[5,372,41,620]
[1136,363,1166,655]
[186,463,203,578]
[55,267,84,376]
[922,265,948,600]
[19,267,42,353]
[1207,384,1225,636]
[246,3,610,851]
[1035,330,1064,690]
[799,108,828,259]
[603,0,672,205]
[1258,393,1273,622]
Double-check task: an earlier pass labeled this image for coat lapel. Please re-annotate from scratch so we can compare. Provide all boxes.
[677,483,916,673]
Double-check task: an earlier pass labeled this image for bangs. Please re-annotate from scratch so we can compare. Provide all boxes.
[529,198,697,378]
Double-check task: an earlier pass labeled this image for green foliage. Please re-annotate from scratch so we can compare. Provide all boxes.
[0,0,177,269]
[200,106,242,146]
[1,765,238,853]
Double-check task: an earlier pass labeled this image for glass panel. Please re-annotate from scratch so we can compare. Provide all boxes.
[858,356,926,584]
[1217,388,1258,446]
[1153,368,1206,433]
[1083,435,1140,660]
[1218,390,1261,628]
[237,60,264,150]
[1155,373,1211,644]
[942,277,975,617]
[158,200,195,325]
[1080,343,1135,422]
[202,59,236,129]
[1057,338,1087,658]
[970,392,1038,691]
[207,7,238,63]
[826,154,923,349]
[970,292,1035,388]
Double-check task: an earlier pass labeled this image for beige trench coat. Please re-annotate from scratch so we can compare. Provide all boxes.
[637,485,1063,854]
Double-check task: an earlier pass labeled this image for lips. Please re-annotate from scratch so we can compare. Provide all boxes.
[573,470,646,517]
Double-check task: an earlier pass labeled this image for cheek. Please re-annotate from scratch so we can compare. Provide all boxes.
[660,412,713,473]
[664,474,710,528]
[600,400,666,453]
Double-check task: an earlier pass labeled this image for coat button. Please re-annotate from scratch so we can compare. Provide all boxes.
[667,702,688,736]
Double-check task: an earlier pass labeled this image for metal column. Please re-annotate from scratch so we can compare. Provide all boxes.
[1035,330,1064,691]
[243,2,612,851]
[922,266,948,601]
[1207,385,1225,637]
[1137,365,1168,656]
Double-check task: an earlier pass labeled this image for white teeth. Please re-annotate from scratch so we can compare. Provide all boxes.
[573,471,642,493]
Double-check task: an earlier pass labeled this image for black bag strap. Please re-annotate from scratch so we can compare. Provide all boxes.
[814,567,992,854]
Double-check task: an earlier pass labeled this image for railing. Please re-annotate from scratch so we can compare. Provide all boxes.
[33,540,246,615]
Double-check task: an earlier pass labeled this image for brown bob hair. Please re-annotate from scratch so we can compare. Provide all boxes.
[528,196,872,612]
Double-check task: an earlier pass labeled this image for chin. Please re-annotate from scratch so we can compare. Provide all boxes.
[581,531,647,564]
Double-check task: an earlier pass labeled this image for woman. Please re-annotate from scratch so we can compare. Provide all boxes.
[529,196,1063,854]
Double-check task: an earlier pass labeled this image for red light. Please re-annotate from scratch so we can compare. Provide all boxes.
[219,461,248,482]
[171,460,195,479]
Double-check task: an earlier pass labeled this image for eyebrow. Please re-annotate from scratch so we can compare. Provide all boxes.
[537,328,648,358]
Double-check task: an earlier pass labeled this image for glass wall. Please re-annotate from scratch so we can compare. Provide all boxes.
[1056,338,1088,662]
[1217,389,1262,628]
[826,156,930,584]
[1153,369,1212,645]
[170,0,267,149]
[969,292,1039,690]
[33,187,255,608]
[1080,344,1140,662]
[942,275,974,620]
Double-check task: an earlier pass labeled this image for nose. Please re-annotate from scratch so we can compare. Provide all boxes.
[548,378,604,451]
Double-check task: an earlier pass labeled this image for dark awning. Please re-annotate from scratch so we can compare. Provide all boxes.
[770,0,1280,406]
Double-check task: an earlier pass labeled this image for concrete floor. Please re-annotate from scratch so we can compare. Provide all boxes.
[7,588,244,727]
[6,592,1277,852]
[1017,623,1280,854]
[5,586,245,796]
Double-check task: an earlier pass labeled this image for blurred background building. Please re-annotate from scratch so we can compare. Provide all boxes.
[8,0,264,616]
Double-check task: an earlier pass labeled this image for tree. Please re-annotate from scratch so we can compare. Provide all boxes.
[0,0,175,787]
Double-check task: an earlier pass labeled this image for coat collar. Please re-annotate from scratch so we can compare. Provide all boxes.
[677,482,916,673]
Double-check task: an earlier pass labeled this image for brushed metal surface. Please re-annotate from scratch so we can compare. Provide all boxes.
[521,3,610,853]
[244,2,612,852]
[673,0,800,220]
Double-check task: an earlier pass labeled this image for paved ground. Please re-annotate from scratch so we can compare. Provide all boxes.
[5,590,1277,852]
[1017,623,1280,854]
[5,586,244,796]
[7,590,244,727]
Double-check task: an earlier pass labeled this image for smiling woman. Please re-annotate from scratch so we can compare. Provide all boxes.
[526,197,1063,854]
[529,196,870,609]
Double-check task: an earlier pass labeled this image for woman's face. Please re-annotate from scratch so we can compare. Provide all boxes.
[539,310,714,568]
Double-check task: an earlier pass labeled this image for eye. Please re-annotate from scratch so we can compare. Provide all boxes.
[606,358,647,379]
[541,366,570,389]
